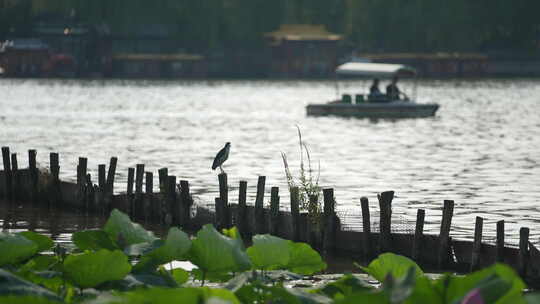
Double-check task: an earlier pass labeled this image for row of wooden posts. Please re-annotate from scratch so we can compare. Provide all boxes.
[1,147,539,283]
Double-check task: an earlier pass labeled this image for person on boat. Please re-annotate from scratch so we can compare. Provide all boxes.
[386,76,402,100]
[370,78,382,95]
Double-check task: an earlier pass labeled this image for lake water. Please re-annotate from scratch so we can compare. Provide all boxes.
[1,78,539,246]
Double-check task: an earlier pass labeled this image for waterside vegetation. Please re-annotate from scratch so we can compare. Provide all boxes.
[1,209,540,303]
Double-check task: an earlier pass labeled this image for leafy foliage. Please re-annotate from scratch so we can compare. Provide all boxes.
[0,209,538,303]
[63,249,132,288]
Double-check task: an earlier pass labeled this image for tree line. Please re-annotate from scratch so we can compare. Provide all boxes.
[1,0,539,53]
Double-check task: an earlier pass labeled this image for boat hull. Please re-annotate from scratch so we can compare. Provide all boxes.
[306,101,439,119]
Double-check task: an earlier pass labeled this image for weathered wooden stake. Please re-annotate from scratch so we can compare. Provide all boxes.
[28,150,38,203]
[49,153,60,206]
[290,187,300,242]
[237,181,248,238]
[158,168,168,193]
[323,188,336,253]
[179,180,192,229]
[412,209,425,262]
[218,173,229,228]
[145,172,153,223]
[135,164,144,220]
[98,165,106,190]
[254,176,266,234]
[496,220,505,262]
[85,173,94,211]
[269,187,280,236]
[518,227,529,277]
[470,216,483,271]
[378,191,394,253]
[127,167,135,217]
[1,147,12,200]
[11,153,19,201]
[165,176,176,226]
[106,157,117,194]
[438,200,454,268]
[97,164,105,210]
[104,157,117,213]
[360,197,371,260]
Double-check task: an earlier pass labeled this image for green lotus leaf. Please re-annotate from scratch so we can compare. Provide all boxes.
[171,268,190,285]
[286,242,327,275]
[73,230,119,251]
[83,287,238,304]
[63,249,131,288]
[132,227,192,273]
[358,253,424,282]
[0,269,63,303]
[247,234,290,270]
[19,255,60,273]
[18,231,54,253]
[434,263,525,304]
[103,209,157,247]
[188,224,251,275]
[0,232,39,266]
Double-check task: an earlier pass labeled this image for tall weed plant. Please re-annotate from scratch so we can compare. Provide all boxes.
[281,126,322,224]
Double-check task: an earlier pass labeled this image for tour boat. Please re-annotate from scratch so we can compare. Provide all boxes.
[306,62,439,119]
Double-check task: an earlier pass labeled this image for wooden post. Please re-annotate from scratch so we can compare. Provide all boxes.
[127,167,135,218]
[1,147,12,200]
[145,172,153,223]
[165,176,176,227]
[412,209,425,262]
[470,216,483,271]
[158,168,168,193]
[97,164,105,211]
[11,153,19,201]
[496,220,505,262]
[323,188,336,254]
[269,187,280,236]
[360,197,371,261]
[98,165,106,190]
[438,200,454,268]
[28,150,38,203]
[135,164,144,220]
[49,153,60,206]
[215,197,225,230]
[237,181,248,238]
[290,187,300,242]
[307,195,319,247]
[518,227,529,277]
[85,173,94,211]
[378,191,393,253]
[105,157,117,194]
[218,173,229,228]
[103,157,117,214]
[179,180,192,229]
[254,176,266,234]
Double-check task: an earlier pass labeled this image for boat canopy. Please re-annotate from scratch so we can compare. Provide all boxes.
[335,62,416,78]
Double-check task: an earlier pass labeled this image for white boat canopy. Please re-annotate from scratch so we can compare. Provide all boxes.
[335,62,416,78]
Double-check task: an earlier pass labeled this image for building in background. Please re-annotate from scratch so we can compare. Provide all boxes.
[0,38,50,77]
[264,24,342,78]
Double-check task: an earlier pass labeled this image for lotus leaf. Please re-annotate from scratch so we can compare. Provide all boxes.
[63,249,131,288]
[0,232,39,266]
[132,227,191,273]
[103,209,157,247]
[189,224,251,276]
[359,253,424,282]
[73,230,119,251]
[434,263,525,304]
[18,231,54,252]
[0,269,63,303]
[247,234,290,270]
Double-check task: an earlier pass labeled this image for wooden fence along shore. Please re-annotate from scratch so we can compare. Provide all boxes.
[2,146,540,285]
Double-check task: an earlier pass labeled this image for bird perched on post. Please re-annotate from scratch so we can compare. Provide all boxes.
[212,142,230,174]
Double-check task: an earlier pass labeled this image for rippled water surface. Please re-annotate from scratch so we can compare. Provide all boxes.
[1,78,539,245]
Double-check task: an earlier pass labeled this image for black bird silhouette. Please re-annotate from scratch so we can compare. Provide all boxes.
[212,142,230,174]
